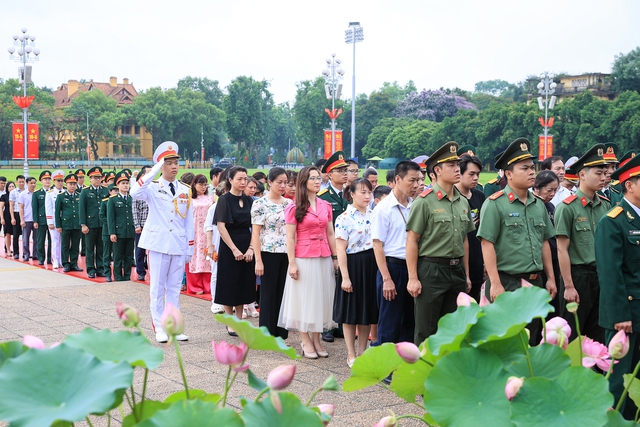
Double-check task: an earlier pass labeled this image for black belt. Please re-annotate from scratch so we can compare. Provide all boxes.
[385,256,406,266]
[421,257,462,266]
[500,271,542,281]
[573,264,597,272]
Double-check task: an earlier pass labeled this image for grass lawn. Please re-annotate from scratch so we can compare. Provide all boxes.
[0,168,500,187]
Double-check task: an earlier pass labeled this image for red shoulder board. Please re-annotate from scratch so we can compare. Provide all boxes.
[563,194,577,205]
[419,188,433,198]
[597,193,610,202]
[489,190,504,200]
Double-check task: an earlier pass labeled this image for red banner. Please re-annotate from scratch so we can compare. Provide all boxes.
[538,135,553,161]
[323,129,343,159]
[27,123,39,159]
[12,122,24,159]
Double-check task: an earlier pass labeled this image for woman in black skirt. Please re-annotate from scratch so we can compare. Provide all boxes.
[333,178,378,367]
[214,166,256,336]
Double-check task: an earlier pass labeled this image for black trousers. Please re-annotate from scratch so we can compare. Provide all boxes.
[12,211,21,257]
[562,266,604,343]
[135,233,147,276]
[36,223,51,263]
[258,252,288,339]
[61,228,81,269]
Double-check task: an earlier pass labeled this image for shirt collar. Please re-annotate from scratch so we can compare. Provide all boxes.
[330,183,343,194]
[504,184,536,205]
[575,189,600,207]
[432,182,460,201]
[625,197,640,218]
[387,190,412,208]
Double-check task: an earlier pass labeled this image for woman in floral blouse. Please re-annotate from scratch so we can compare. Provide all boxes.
[186,174,213,294]
[333,178,378,367]
[251,167,291,338]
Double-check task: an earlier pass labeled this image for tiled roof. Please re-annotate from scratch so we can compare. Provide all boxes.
[53,80,139,108]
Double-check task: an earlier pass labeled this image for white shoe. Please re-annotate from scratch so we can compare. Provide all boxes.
[155,331,169,343]
[211,303,224,314]
[52,263,59,269]
[175,334,189,341]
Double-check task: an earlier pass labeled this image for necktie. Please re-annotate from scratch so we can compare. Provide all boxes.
[604,188,610,199]
[169,182,175,196]
[338,191,342,199]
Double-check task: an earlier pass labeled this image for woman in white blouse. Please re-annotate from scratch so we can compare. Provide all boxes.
[333,178,378,367]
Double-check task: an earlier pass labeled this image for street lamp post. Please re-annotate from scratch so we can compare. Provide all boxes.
[536,72,557,161]
[345,22,363,161]
[7,27,40,178]
[322,53,344,153]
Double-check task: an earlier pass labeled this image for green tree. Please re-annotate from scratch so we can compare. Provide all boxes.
[177,76,224,108]
[385,119,440,158]
[474,80,511,96]
[611,47,640,93]
[361,117,410,159]
[263,102,296,164]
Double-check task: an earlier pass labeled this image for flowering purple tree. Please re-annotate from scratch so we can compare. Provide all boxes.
[395,89,477,122]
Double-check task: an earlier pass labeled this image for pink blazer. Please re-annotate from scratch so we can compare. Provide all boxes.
[284,199,333,258]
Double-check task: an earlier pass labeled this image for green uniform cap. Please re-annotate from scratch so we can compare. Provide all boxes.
[74,168,86,177]
[426,141,460,171]
[114,171,129,185]
[457,145,476,157]
[322,151,348,174]
[87,166,103,178]
[494,138,533,170]
[569,143,607,173]
[617,150,637,168]
[120,168,133,178]
[603,142,619,164]
[39,170,52,181]
[64,173,78,183]
[612,150,640,183]
[107,183,117,192]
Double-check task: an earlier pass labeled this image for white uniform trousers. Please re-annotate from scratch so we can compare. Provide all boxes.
[148,250,185,332]
[49,226,62,268]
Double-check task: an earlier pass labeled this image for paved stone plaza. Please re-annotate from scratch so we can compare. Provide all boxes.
[0,257,422,426]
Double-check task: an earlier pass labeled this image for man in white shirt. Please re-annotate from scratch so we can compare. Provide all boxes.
[131,141,194,343]
[371,161,421,350]
[9,175,26,259]
[18,177,37,261]
[46,170,65,268]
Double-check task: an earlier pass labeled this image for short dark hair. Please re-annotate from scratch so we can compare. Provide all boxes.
[533,170,559,190]
[225,166,248,192]
[25,177,36,184]
[363,168,378,179]
[180,172,194,185]
[622,176,640,195]
[16,175,25,181]
[139,165,151,176]
[348,177,372,194]
[346,159,358,166]
[253,171,267,181]
[0,176,6,182]
[267,167,287,182]
[386,170,395,184]
[209,167,223,180]
[315,159,327,168]
[394,161,421,179]
[255,182,265,194]
[374,185,391,200]
[459,154,483,175]
[540,156,563,171]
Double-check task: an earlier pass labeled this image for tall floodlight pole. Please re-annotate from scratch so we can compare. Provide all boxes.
[536,72,557,161]
[7,27,40,178]
[322,54,344,153]
[345,22,363,161]
[201,125,205,164]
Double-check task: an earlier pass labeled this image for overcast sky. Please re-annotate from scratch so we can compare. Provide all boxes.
[1,0,639,105]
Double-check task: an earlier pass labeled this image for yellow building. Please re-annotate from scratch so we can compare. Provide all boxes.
[553,73,616,102]
[52,76,153,160]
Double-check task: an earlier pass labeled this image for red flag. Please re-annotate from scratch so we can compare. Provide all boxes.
[27,123,39,159]
[12,122,24,159]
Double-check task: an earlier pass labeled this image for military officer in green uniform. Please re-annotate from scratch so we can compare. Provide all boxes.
[318,151,349,226]
[483,169,503,198]
[75,169,86,190]
[610,150,636,206]
[100,184,118,282]
[107,172,135,281]
[477,138,557,343]
[595,153,640,420]
[32,170,52,265]
[599,143,618,200]
[457,145,483,192]
[406,141,474,345]
[55,174,82,272]
[555,144,610,343]
[103,171,116,188]
[79,167,108,279]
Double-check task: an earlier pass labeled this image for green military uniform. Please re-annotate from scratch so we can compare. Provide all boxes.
[79,167,107,277]
[407,142,475,345]
[75,169,87,257]
[100,184,116,282]
[598,142,619,201]
[596,153,640,419]
[107,173,135,281]
[55,174,82,271]
[610,151,637,206]
[477,139,555,345]
[318,151,349,226]
[483,175,501,198]
[32,170,52,264]
[554,143,610,343]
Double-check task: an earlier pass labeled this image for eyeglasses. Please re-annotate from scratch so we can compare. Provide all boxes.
[308,176,323,181]
[347,169,359,174]
[333,168,348,174]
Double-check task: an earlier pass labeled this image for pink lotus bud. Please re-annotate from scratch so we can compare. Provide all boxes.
[161,303,184,336]
[374,415,397,427]
[267,365,296,390]
[505,376,524,401]
[456,292,477,307]
[317,404,335,425]
[23,335,44,349]
[271,392,282,414]
[521,279,533,288]
[395,342,420,364]
[233,363,250,373]
[609,330,630,360]
[212,340,248,367]
[116,302,141,327]
[479,294,490,307]
[542,317,571,350]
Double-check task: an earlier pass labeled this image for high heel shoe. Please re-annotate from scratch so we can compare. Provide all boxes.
[227,327,238,337]
[246,303,259,318]
[347,356,356,368]
[301,343,318,359]
[313,343,328,358]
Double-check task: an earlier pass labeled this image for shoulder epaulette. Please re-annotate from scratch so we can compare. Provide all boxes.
[610,186,621,194]
[102,197,109,202]
[109,194,118,198]
[317,188,328,196]
[611,180,620,186]
[597,193,610,202]
[489,190,504,200]
[47,189,54,193]
[563,194,577,205]
[152,180,159,183]
[487,178,498,185]
[607,206,624,218]
[418,188,433,198]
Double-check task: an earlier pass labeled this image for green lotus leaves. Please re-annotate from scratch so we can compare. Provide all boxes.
[510,366,612,427]
[136,399,243,427]
[122,400,170,427]
[427,303,483,356]
[214,314,298,359]
[64,328,164,369]
[0,343,133,427]
[391,356,432,403]
[241,392,323,427]
[0,340,27,369]
[507,343,571,380]
[343,343,402,391]
[604,409,637,426]
[623,374,640,410]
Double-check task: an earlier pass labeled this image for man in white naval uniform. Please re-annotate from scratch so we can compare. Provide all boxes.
[130,141,194,343]
[45,170,65,269]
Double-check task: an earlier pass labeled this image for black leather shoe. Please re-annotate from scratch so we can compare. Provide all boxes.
[72,266,83,272]
[106,276,112,282]
[137,275,145,281]
[382,374,393,386]
[38,261,44,266]
[227,327,238,337]
[96,272,106,277]
[63,267,71,272]
[322,332,334,342]
[88,273,95,279]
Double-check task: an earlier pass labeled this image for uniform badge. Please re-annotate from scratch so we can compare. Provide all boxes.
[606,147,614,155]
[508,192,515,202]
[597,148,604,157]
[629,230,640,235]
[508,212,520,217]
[520,143,528,152]
[436,190,443,200]
[581,197,588,207]
[628,211,635,221]
[338,154,344,160]
[433,208,445,213]
[467,150,475,156]
[449,145,457,153]
[576,216,587,222]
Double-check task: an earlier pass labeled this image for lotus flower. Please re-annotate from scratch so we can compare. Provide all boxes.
[317,403,335,418]
[267,365,296,390]
[582,337,613,371]
[521,279,533,288]
[161,303,184,336]
[395,342,420,364]
[116,302,140,327]
[608,330,630,360]
[505,376,524,401]
[456,292,477,307]
[374,415,397,427]
[271,392,282,414]
[23,335,44,349]
[212,340,248,367]
[542,317,571,350]
[233,363,250,373]
[479,294,490,307]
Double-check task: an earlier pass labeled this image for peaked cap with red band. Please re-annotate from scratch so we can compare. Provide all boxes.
[612,151,640,184]
[321,151,348,174]
[154,141,181,164]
